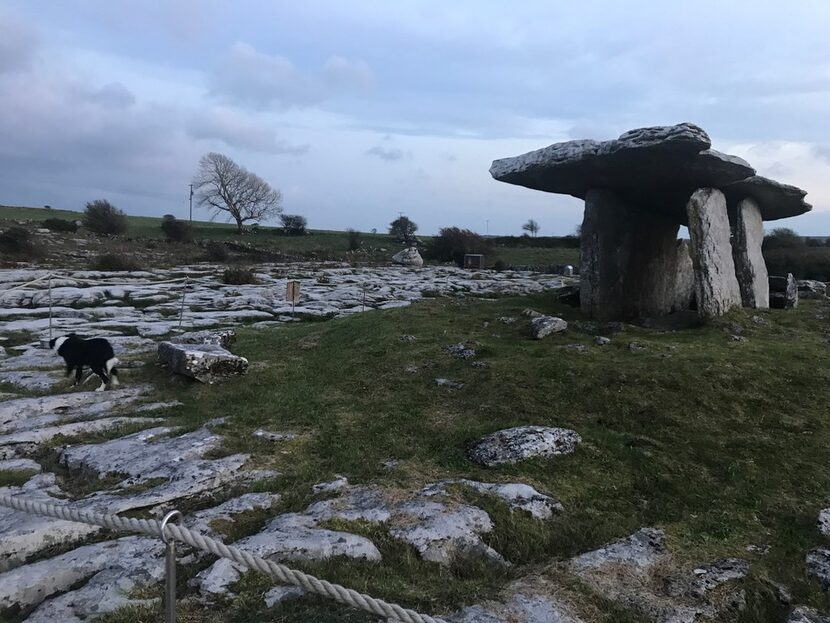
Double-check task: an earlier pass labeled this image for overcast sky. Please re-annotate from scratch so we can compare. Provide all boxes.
[1,1,829,235]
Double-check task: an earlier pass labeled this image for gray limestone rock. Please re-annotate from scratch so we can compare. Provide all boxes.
[819,508,830,537]
[798,279,827,300]
[421,479,562,520]
[196,513,381,595]
[158,341,248,383]
[467,426,581,466]
[593,336,611,346]
[490,124,758,220]
[444,343,477,359]
[580,188,687,320]
[264,585,307,607]
[807,548,830,593]
[570,528,666,572]
[686,188,742,318]
[788,606,830,623]
[392,246,424,267]
[770,274,799,309]
[530,315,568,339]
[170,328,236,348]
[724,175,812,222]
[730,197,769,308]
[436,378,465,389]
[450,592,585,623]
[690,558,749,596]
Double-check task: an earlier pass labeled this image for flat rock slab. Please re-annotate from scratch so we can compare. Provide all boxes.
[789,607,830,623]
[170,328,236,348]
[724,175,811,222]
[196,512,381,596]
[450,590,585,623]
[158,342,248,383]
[798,280,828,300]
[421,479,562,520]
[467,426,581,466]
[490,123,768,220]
[819,508,830,537]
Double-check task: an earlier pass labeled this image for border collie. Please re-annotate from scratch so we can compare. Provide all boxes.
[49,333,120,392]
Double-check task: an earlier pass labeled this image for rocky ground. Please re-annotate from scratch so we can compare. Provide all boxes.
[0,263,828,622]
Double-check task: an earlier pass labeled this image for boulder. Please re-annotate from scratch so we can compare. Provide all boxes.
[770,274,799,309]
[158,342,248,383]
[731,197,769,308]
[819,508,830,537]
[798,279,827,300]
[530,315,568,339]
[686,188,742,317]
[467,426,581,466]
[807,548,830,593]
[392,246,424,267]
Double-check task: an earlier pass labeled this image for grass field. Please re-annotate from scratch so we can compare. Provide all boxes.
[0,204,580,268]
[87,293,830,622]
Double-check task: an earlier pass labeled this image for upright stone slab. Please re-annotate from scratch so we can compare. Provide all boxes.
[686,188,742,318]
[731,197,769,308]
[580,189,682,320]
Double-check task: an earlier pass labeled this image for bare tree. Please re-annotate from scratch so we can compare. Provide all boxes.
[192,153,282,233]
[522,219,540,237]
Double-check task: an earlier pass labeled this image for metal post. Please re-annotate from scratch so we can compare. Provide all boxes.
[178,277,188,330]
[161,510,182,623]
[189,184,193,223]
[48,274,53,341]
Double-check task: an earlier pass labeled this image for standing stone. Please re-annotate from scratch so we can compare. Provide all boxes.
[769,274,798,309]
[671,240,695,312]
[580,189,683,320]
[686,188,742,318]
[731,197,769,308]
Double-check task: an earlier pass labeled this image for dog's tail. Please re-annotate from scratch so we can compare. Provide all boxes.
[106,357,120,386]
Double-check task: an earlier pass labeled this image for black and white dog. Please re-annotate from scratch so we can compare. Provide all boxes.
[50,334,120,392]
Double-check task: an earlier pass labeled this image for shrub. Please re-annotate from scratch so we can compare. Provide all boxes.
[763,227,803,251]
[494,259,507,272]
[347,228,362,251]
[42,218,78,233]
[764,247,830,281]
[205,241,229,261]
[280,214,307,236]
[425,227,493,267]
[83,199,128,235]
[0,227,42,258]
[160,215,192,242]
[222,266,258,285]
[91,253,143,271]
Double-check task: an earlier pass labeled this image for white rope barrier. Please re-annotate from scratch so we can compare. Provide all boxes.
[0,492,447,623]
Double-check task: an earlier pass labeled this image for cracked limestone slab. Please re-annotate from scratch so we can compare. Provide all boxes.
[421,479,563,520]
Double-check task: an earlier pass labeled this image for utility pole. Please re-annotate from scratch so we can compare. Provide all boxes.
[189,184,193,223]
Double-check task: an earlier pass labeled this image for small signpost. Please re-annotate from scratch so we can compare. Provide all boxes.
[286,280,301,318]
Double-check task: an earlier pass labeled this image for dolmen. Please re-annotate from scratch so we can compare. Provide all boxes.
[491,123,811,320]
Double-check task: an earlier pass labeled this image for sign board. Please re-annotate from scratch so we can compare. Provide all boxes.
[463,254,484,269]
[285,280,301,303]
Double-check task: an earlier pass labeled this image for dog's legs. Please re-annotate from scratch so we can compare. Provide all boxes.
[91,365,109,392]
[73,367,84,386]
[106,358,120,387]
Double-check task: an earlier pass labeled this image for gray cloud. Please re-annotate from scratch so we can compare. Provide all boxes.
[365,145,407,162]
[186,108,309,155]
[81,82,136,108]
[210,42,373,109]
[813,145,830,163]
[0,11,36,74]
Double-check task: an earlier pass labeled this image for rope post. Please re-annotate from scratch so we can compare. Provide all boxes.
[48,274,53,342]
[161,510,183,623]
[178,276,189,330]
